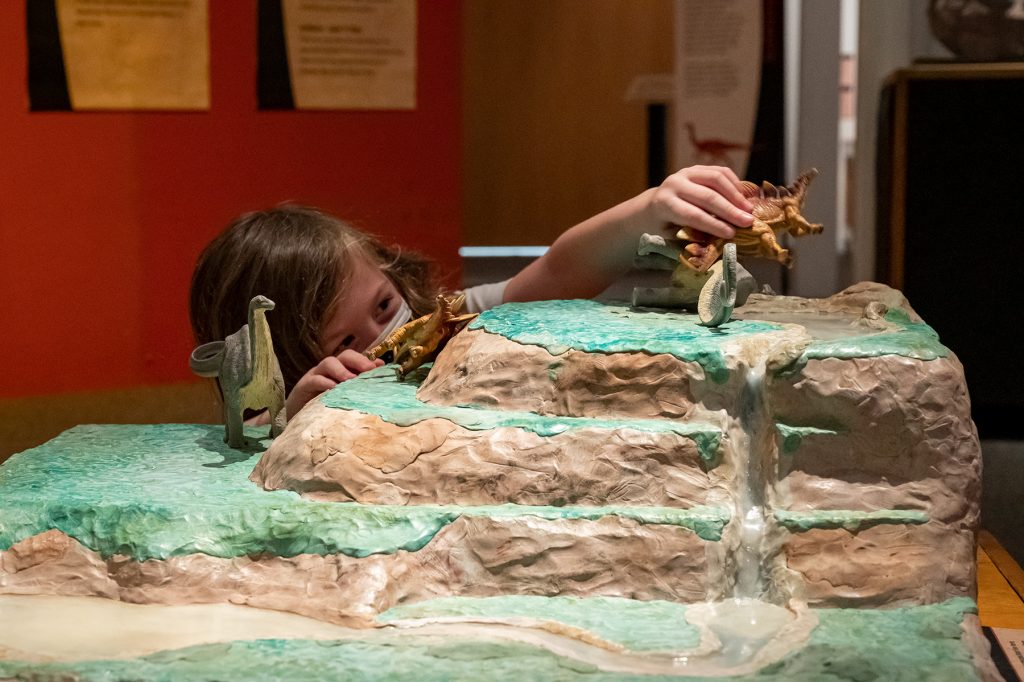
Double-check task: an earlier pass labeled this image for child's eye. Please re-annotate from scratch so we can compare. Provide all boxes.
[337,335,355,353]
[378,297,391,311]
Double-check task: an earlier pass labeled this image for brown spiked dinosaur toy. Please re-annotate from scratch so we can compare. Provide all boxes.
[679,168,823,272]
[632,169,824,325]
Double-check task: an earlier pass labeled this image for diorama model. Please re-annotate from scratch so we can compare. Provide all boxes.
[0,172,1002,680]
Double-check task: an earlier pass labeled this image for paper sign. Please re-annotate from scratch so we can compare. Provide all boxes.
[281,0,416,110]
[673,0,762,174]
[54,0,209,110]
[992,628,1024,680]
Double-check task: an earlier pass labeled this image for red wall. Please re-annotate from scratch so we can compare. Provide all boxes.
[0,2,462,399]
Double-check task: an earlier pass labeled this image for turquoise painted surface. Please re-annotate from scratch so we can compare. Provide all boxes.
[0,425,728,562]
[775,509,930,533]
[470,300,785,383]
[0,599,983,681]
[468,301,951,384]
[320,366,722,464]
[377,595,703,652]
[759,598,981,681]
[775,424,840,454]
[799,309,949,363]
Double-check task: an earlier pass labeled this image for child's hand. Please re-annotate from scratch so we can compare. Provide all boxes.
[648,165,755,240]
[286,350,384,419]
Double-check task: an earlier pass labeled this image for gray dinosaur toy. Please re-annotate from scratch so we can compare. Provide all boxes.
[189,295,287,448]
[632,233,754,327]
[697,242,738,327]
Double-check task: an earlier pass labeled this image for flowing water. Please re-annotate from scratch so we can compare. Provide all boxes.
[730,363,772,601]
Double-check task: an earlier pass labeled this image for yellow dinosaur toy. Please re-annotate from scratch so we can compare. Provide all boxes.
[365,293,477,378]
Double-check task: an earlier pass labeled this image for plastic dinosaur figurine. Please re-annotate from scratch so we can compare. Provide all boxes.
[365,292,477,378]
[632,232,755,319]
[189,295,287,448]
[631,170,822,321]
[679,168,823,272]
[697,243,738,327]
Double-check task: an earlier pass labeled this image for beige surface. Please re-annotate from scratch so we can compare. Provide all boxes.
[0,594,358,662]
[0,592,821,678]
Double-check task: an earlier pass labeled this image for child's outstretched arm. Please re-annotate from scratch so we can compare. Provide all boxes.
[503,165,755,302]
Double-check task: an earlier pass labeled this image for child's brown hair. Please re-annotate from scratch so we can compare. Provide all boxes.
[189,205,439,393]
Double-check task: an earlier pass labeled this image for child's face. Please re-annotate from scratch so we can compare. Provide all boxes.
[320,256,404,356]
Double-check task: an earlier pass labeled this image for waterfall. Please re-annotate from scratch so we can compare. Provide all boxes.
[728,362,775,601]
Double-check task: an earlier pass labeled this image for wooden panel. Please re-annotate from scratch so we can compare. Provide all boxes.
[879,62,1024,290]
[462,0,674,246]
[978,531,1024,629]
[0,383,221,464]
[877,63,1024,438]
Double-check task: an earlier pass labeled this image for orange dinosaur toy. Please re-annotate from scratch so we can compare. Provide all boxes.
[365,293,477,378]
[679,169,823,272]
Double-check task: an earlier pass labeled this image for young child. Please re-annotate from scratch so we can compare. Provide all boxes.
[189,165,754,420]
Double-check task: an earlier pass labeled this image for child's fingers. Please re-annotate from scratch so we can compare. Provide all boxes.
[679,179,754,229]
[656,166,754,236]
[687,167,754,214]
[303,373,341,394]
[318,356,358,382]
[657,194,737,239]
[337,349,382,373]
[719,165,744,187]
[671,174,753,227]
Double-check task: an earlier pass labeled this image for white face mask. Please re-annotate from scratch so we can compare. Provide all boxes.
[367,297,412,350]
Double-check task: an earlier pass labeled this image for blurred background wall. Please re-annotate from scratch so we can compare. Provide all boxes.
[0,2,462,400]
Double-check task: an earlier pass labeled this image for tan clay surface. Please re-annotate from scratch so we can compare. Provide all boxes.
[1,518,714,627]
[256,403,716,507]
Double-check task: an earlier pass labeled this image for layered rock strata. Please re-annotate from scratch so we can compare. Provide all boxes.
[0,283,993,680]
[0,424,726,626]
[253,283,981,608]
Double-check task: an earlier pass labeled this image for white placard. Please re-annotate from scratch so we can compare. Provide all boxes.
[282,0,416,110]
[992,628,1024,680]
[673,0,762,174]
[56,0,209,110]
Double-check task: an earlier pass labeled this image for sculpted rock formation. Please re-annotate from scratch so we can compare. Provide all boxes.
[253,282,981,609]
[0,283,998,680]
